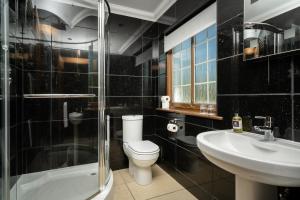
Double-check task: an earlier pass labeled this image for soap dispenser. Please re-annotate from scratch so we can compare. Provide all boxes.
[232,113,243,133]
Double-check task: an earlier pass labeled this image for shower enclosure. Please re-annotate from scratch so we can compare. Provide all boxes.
[1,0,112,199]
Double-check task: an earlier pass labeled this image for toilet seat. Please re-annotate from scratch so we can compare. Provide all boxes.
[128,140,159,155]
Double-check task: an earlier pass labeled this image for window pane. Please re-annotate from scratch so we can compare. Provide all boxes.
[195,85,200,103]
[182,67,191,85]
[208,61,216,82]
[208,82,216,104]
[195,43,207,64]
[208,38,216,60]
[182,39,191,49]
[207,24,216,38]
[195,63,207,83]
[173,86,182,102]
[199,84,207,104]
[182,85,191,103]
[173,44,181,53]
[195,30,207,44]
[182,49,191,67]
[173,52,181,69]
[173,70,180,86]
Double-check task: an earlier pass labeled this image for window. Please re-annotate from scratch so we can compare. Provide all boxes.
[194,24,217,104]
[167,24,217,111]
[172,39,191,103]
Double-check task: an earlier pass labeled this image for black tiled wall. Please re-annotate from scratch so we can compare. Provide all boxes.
[148,0,300,199]
[107,50,160,170]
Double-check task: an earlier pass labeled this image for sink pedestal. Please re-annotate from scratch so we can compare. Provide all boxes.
[236,176,277,200]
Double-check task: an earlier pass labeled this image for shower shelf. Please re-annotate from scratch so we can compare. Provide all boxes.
[23,94,96,99]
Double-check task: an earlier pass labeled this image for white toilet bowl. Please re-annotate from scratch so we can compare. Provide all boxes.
[122,115,160,185]
[123,143,135,176]
[127,140,159,185]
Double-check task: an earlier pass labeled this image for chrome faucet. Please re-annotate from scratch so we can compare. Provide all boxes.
[253,116,275,141]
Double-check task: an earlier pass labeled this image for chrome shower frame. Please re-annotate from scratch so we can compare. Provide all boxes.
[1,0,10,199]
[97,0,107,192]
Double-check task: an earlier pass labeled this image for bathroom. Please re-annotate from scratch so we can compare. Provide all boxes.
[0,0,300,200]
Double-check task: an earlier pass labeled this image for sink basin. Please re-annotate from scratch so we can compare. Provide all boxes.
[197,130,300,200]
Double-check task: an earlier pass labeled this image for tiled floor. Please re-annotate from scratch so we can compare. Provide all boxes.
[112,165,198,200]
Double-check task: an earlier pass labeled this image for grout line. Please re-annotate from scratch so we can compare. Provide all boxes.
[218,93,292,96]
[217,12,243,27]
[291,56,295,141]
[155,114,215,130]
[107,96,158,97]
[155,134,205,159]
[121,173,136,200]
[146,189,185,200]
[217,53,243,61]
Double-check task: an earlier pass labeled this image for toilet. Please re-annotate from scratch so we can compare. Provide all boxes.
[122,115,160,185]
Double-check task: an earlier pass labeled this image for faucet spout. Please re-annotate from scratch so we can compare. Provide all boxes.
[253,126,275,141]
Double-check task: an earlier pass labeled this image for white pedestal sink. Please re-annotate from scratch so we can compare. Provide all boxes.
[197,130,300,200]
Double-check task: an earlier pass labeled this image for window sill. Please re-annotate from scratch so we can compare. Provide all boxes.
[156,108,223,121]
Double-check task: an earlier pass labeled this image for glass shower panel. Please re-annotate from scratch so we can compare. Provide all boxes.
[6,0,110,199]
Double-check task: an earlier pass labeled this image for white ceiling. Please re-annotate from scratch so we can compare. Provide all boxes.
[108,0,177,21]
[28,0,177,54]
[41,0,177,22]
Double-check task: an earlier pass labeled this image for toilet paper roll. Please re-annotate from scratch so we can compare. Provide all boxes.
[161,96,170,109]
[167,123,179,133]
[161,96,170,103]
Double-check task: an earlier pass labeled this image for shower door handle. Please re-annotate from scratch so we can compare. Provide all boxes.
[63,102,68,128]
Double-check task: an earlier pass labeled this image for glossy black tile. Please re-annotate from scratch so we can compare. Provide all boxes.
[211,179,235,200]
[21,147,52,173]
[108,55,138,76]
[218,55,292,94]
[23,71,51,94]
[52,72,88,94]
[21,44,52,72]
[143,97,158,115]
[294,52,300,93]
[143,116,156,136]
[217,15,243,59]
[176,145,213,187]
[217,0,243,25]
[110,139,128,170]
[22,121,51,148]
[24,98,51,121]
[107,75,142,96]
[217,95,292,138]
[156,136,177,165]
[51,98,96,121]
[106,97,143,118]
[294,95,300,142]
[109,117,123,140]
[143,77,157,96]
[212,164,234,183]
[157,75,166,96]
[44,119,98,170]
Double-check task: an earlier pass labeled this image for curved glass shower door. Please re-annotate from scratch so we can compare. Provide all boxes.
[6,0,111,199]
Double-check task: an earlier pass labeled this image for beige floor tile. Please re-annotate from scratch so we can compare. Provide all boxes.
[127,174,184,200]
[150,189,198,200]
[152,165,167,177]
[119,169,135,184]
[112,171,125,186]
[112,184,134,200]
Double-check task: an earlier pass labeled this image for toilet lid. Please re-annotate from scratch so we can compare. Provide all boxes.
[128,140,159,154]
